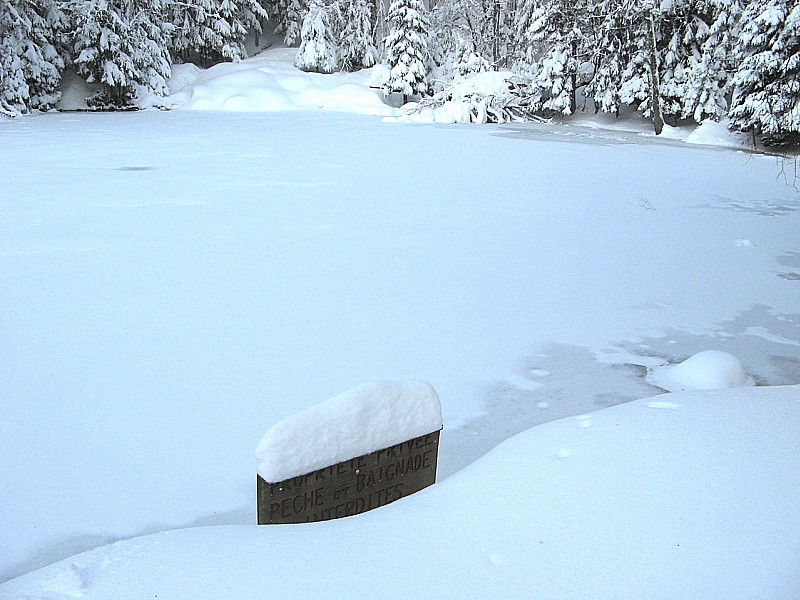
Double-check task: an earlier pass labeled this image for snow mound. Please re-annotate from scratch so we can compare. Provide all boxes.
[685,119,751,149]
[648,350,755,392]
[256,380,443,482]
[166,50,397,116]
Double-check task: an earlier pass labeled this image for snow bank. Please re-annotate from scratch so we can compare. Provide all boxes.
[256,381,443,482]
[648,350,755,392]
[4,385,799,600]
[685,119,752,149]
[166,51,397,116]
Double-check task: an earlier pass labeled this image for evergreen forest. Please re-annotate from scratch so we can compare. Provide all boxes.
[1,0,798,146]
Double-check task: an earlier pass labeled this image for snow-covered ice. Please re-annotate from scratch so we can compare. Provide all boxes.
[256,380,442,482]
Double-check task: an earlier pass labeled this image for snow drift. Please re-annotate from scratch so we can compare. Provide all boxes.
[2,386,799,600]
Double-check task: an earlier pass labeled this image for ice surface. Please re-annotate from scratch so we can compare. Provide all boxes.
[648,350,755,392]
[256,380,443,482]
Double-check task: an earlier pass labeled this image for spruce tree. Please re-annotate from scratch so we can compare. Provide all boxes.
[71,0,171,107]
[585,0,633,117]
[215,0,250,60]
[616,5,657,125]
[683,0,742,123]
[658,0,709,123]
[587,0,664,133]
[515,0,589,115]
[729,0,800,146]
[0,0,64,115]
[168,0,252,65]
[294,0,338,73]
[265,0,306,45]
[283,0,307,45]
[339,0,378,71]
[428,0,490,85]
[72,0,136,106]
[383,0,430,102]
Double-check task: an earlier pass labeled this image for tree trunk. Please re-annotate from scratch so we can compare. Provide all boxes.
[491,0,501,68]
[570,39,577,115]
[647,10,664,135]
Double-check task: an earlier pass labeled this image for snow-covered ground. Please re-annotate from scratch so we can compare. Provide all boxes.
[1,48,799,597]
[3,385,799,600]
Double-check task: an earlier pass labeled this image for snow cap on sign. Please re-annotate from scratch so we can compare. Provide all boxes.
[255,380,443,483]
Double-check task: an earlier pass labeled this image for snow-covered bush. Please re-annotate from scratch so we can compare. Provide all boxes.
[410,71,548,123]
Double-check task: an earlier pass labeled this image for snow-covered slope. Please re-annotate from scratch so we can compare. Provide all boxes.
[2,386,798,600]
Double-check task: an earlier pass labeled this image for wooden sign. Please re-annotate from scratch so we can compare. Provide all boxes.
[258,430,440,524]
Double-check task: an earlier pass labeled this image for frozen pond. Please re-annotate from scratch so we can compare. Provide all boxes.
[2,109,799,581]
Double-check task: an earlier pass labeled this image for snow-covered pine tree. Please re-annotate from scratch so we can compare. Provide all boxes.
[657,0,705,123]
[383,0,430,102]
[729,0,800,146]
[535,42,580,114]
[167,0,195,61]
[168,0,251,65]
[71,0,171,107]
[266,0,306,45]
[654,0,741,125]
[0,0,64,115]
[683,0,742,123]
[213,0,249,61]
[282,0,306,45]
[585,0,634,117]
[130,0,172,98]
[71,0,137,106]
[616,4,658,125]
[240,0,270,48]
[339,0,378,71]
[514,0,589,115]
[587,0,664,132]
[294,0,338,73]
